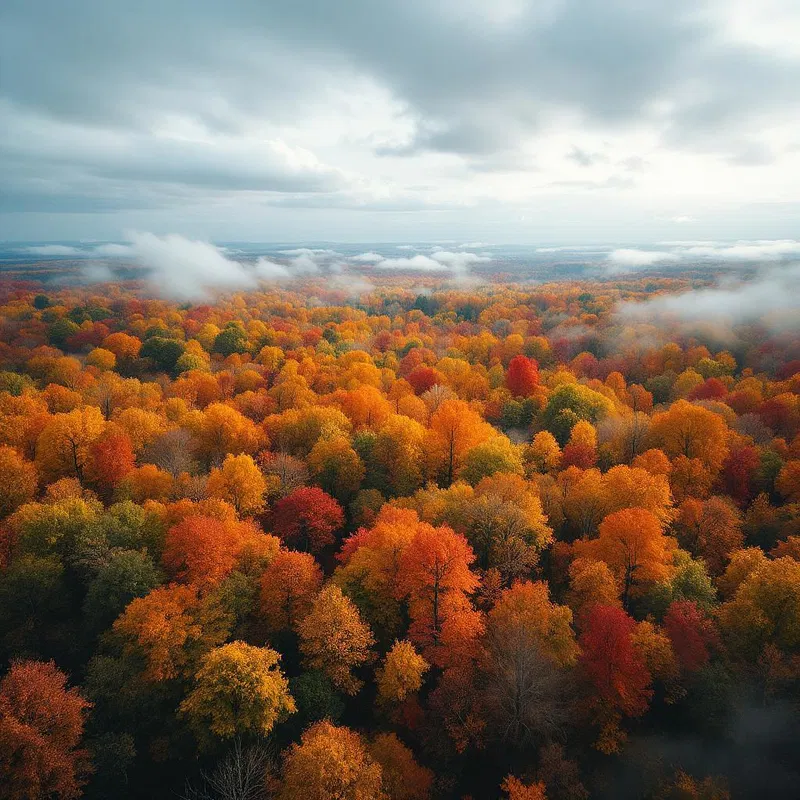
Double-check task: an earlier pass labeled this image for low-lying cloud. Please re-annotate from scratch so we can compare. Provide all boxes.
[354,249,491,276]
[606,248,676,272]
[618,261,800,330]
[604,239,800,275]
[126,232,260,300]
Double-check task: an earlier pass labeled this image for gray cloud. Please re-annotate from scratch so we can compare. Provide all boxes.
[2,1,800,236]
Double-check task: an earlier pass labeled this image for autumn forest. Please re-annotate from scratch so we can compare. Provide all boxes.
[1,270,799,800]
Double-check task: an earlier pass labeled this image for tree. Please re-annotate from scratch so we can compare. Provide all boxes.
[0,446,37,518]
[561,420,598,469]
[259,550,323,633]
[101,331,142,362]
[307,436,365,502]
[719,557,800,660]
[86,432,135,496]
[372,415,425,497]
[163,516,254,588]
[180,642,295,742]
[501,775,547,800]
[466,474,553,576]
[720,444,760,506]
[270,487,344,553]
[0,660,92,800]
[298,584,375,694]
[579,605,652,752]
[505,355,540,397]
[488,580,578,668]
[663,601,718,674]
[601,465,674,527]
[573,508,677,608]
[369,733,433,800]
[376,640,429,705]
[648,400,729,473]
[526,431,561,474]
[118,464,174,503]
[425,399,495,486]
[140,336,185,374]
[190,403,262,468]
[483,581,577,747]
[278,721,386,800]
[543,384,614,446]
[83,549,163,634]
[180,739,275,800]
[567,558,621,619]
[397,522,481,665]
[460,436,523,485]
[212,324,249,357]
[776,460,800,502]
[674,497,743,575]
[206,454,267,516]
[113,584,228,682]
[333,506,421,637]
[35,407,106,484]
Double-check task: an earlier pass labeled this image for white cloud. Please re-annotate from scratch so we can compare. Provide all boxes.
[124,231,257,300]
[681,240,800,260]
[253,257,290,280]
[606,248,676,273]
[376,254,449,271]
[350,251,384,262]
[619,261,800,329]
[369,249,492,275]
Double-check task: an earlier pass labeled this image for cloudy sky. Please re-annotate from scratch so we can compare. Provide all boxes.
[2,0,800,243]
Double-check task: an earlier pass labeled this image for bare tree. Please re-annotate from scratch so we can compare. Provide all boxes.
[182,739,274,800]
[143,428,198,477]
[483,629,574,749]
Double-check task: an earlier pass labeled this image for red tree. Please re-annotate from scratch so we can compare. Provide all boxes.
[270,486,344,553]
[687,378,727,401]
[579,604,652,718]
[720,444,760,506]
[0,660,92,800]
[505,355,539,397]
[663,600,718,673]
[406,366,442,395]
[86,432,135,496]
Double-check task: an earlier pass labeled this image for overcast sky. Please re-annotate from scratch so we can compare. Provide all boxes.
[2,0,800,243]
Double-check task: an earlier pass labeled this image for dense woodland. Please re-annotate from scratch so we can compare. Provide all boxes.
[0,272,799,799]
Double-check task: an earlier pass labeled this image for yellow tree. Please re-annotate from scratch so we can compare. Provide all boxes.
[648,400,729,473]
[180,641,295,742]
[375,640,429,706]
[719,557,800,660]
[601,465,674,527]
[307,436,365,502]
[206,454,266,515]
[525,431,561,475]
[298,584,375,694]
[278,721,386,800]
[35,407,105,485]
[0,446,38,518]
